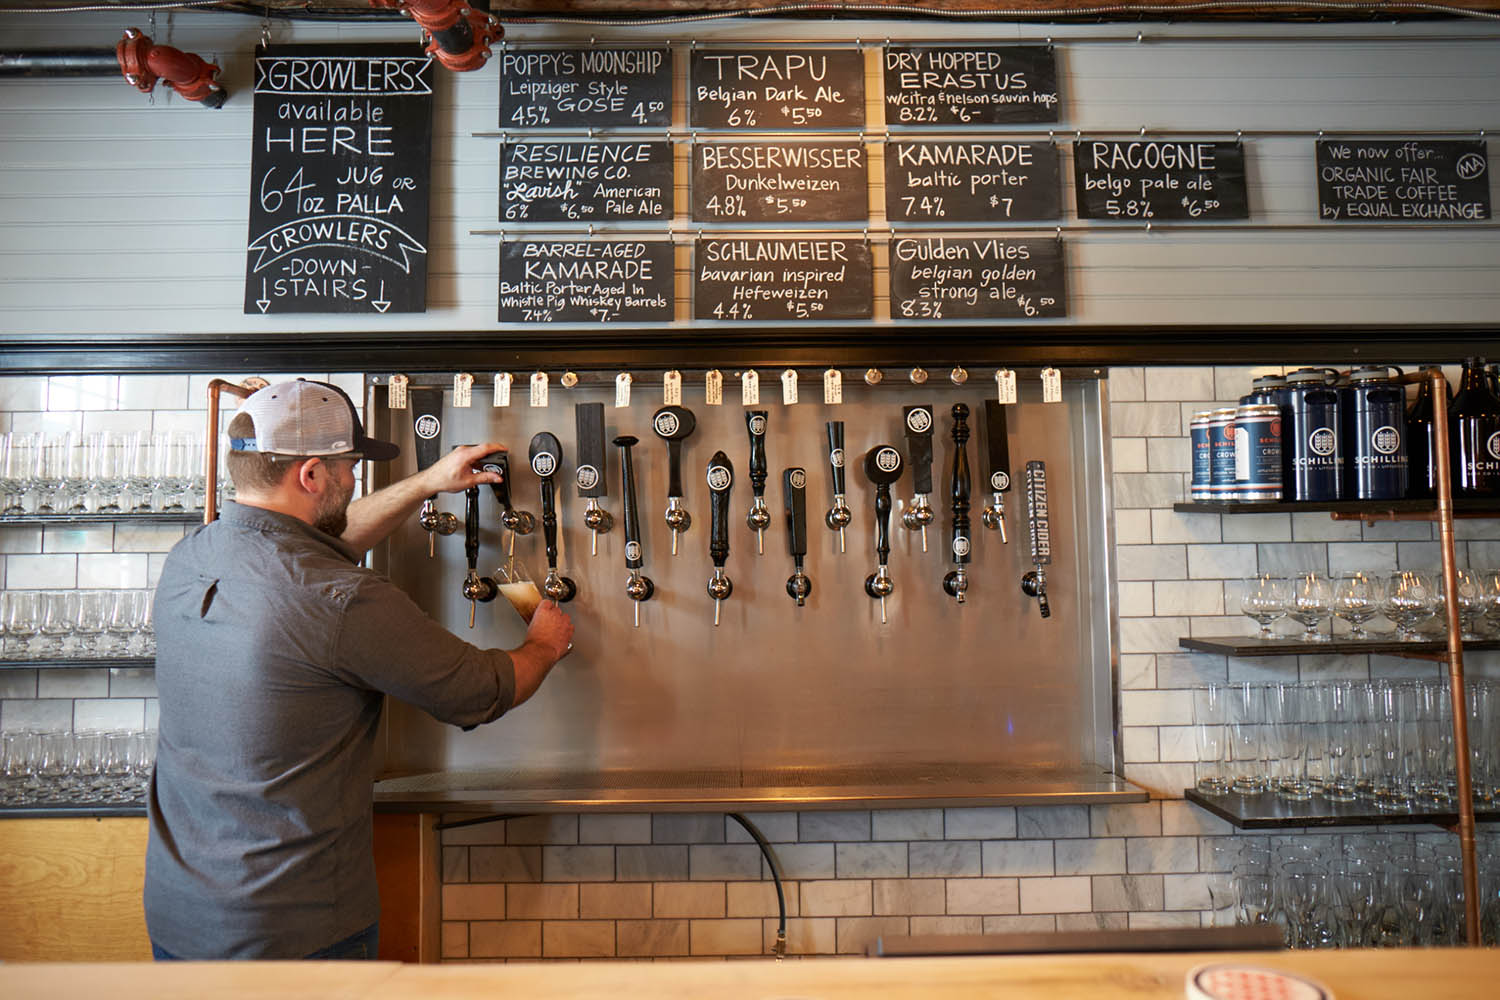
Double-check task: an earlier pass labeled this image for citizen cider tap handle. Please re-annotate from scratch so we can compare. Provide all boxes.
[479,451,535,562]
[824,420,851,553]
[783,467,812,606]
[460,480,497,628]
[862,444,904,625]
[652,405,696,556]
[981,400,1012,544]
[575,402,613,556]
[744,410,771,555]
[901,404,936,552]
[530,431,576,604]
[1020,459,1051,619]
[706,450,734,627]
[943,404,973,604]
[614,434,654,627]
[413,389,457,555]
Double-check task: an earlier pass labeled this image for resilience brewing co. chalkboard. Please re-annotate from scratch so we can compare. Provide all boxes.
[694,238,873,321]
[889,237,1065,320]
[501,141,673,223]
[1073,140,1249,221]
[499,240,675,324]
[692,142,868,222]
[245,44,433,315]
[1316,139,1490,222]
[690,48,865,130]
[884,141,1060,222]
[499,47,671,128]
[883,46,1059,126]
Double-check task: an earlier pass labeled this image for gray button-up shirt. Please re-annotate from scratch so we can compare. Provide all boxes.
[145,501,515,959]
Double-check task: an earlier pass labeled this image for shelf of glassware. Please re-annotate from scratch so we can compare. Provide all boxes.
[1178,636,1500,658]
[1172,499,1500,517]
[0,656,154,672]
[1183,787,1500,830]
[0,512,202,526]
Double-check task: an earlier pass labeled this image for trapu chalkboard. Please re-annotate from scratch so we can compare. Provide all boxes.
[889,237,1065,320]
[883,46,1059,126]
[244,44,433,315]
[1073,140,1249,221]
[691,142,868,222]
[499,240,675,324]
[690,48,865,130]
[885,140,1060,223]
[1316,139,1490,222]
[694,238,873,321]
[499,47,671,129]
[501,141,673,223]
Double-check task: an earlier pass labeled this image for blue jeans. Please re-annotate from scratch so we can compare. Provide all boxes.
[151,922,380,961]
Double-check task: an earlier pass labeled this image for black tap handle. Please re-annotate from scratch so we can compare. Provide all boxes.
[984,400,1013,495]
[826,421,846,495]
[530,432,563,570]
[863,445,904,566]
[575,402,607,499]
[479,451,514,511]
[615,435,643,569]
[464,485,481,570]
[950,403,972,566]
[904,405,935,494]
[1025,460,1051,567]
[708,450,733,569]
[411,388,444,498]
[653,405,696,499]
[783,467,808,558]
[746,411,768,498]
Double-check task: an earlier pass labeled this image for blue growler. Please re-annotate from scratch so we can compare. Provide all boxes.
[1342,365,1408,501]
[1282,368,1343,502]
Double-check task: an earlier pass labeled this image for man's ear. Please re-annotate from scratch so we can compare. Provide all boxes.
[293,457,323,494]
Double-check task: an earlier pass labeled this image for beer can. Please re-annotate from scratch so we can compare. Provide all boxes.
[1233,403,1283,501]
[1190,411,1213,500]
[1208,408,1239,501]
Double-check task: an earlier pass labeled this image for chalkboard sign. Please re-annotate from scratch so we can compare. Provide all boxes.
[1073,140,1249,221]
[889,237,1065,320]
[694,238,873,321]
[499,240,675,324]
[690,48,865,130]
[691,142,868,222]
[883,46,1059,126]
[885,140,1060,223]
[501,141,673,223]
[1316,139,1490,222]
[499,47,671,129]
[244,44,433,315]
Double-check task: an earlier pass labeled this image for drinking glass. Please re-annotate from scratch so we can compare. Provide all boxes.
[1479,568,1500,637]
[37,591,79,656]
[1470,681,1497,805]
[34,730,71,801]
[123,430,154,511]
[101,731,136,803]
[33,432,73,514]
[153,430,197,512]
[73,589,113,658]
[130,593,156,656]
[2,432,39,514]
[1324,681,1361,802]
[1265,682,1309,800]
[1234,866,1276,928]
[1286,571,1333,642]
[2,590,43,658]
[129,728,157,800]
[1239,574,1288,640]
[1383,570,1437,641]
[1333,570,1383,640]
[1280,860,1334,949]
[0,731,40,805]
[1373,681,1415,812]
[496,558,542,623]
[103,589,144,656]
[1228,682,1268,794]
[1412,681,1454,808]
[65,730,104,802]
[1398,858,1438,946]
[1193,683,1230,795]
[1333,859,1381,948]
[92,430,132,513]
[0,433,18,514]
[1449,568,1488,640]
[61,431,89,512]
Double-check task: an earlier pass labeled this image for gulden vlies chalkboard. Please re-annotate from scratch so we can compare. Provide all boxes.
[499,47,671,128]
[694,238,873,321]
[245,44,433,315]
[690,48,865,130]
[889,237,1066,320]
[499,240,675,324]
[501,141,673,223]
[1316,139,1490,222]
[1073,140,1249,221]
[885,140,1061,223]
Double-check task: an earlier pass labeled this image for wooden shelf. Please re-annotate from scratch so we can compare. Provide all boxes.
[0,657,154,671]
[0,512,201,526]
[1178,635,1500,658]
[1185,787,1500,830]
[1173,499,1500,517]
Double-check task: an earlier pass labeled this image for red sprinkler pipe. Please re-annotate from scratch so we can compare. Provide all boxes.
[369,0,502,73]
[116,27,225,108]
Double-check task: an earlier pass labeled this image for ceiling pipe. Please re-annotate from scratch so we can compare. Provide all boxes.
[368,0,502,72]
[0,28,226,108]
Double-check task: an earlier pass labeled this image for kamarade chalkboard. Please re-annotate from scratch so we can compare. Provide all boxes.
[499,47,671,129]
[691,142,869,223]
[690,48,865,130]
[245,43,433,315]
[883,46,1059,126]
[693,238,873,321]
[1073,140,1249,221]
[501,141,673,223]
[885,141,1060,223]
[1316,139,1490,222]
[889,237,1065,320]
[499,240,675,324]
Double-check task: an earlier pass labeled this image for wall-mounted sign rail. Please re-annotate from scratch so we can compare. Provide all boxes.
[1316,139,1490,222]
[500,141,674,223]
[693,237,873,321]
[691,141,869,223]
[883,46,1060,126]
[1073,139,1249,221]
[889,236,1066,320]
[884,140,1061,223]
[689,48,865,130]
[499,46,672,129]
[499,239,675,324]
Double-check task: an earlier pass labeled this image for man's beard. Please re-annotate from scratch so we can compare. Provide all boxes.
[313,476,353,538]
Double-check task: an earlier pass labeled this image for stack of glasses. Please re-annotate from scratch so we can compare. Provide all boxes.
[0,589,156,660]
[1241,569,1500,642]
[0,430,222,516]
[0,727,156,806]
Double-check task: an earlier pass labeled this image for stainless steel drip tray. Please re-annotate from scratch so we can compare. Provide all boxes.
[372,763,1146,813]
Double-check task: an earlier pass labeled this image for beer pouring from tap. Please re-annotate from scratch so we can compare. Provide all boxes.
[783,467,813,607]
[901,405,936,552]
[529,432,577,604]
[652,405,696,556]
[706,451,734,627]
[574,402,613,556]
[744,411,771,554]
[614,435,654,628]
[1020,460,1052,619]
[980,400,1012,544]
[458,462,498,628]
[412,389,458,556]
[824,421,851,553]
[942,404,973,604]
[862,444,904,625]
[478,451,535,563]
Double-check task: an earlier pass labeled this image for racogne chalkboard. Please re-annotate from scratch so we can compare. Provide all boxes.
[691,141,869,222]
[499,240,675,324]
[883,46,1059,126]
[690,48,865,130]
[889,236,1066,320]
[1316,139,1490,222]
[501,141,673,223]
[244,43,433,315]
[499,47,671,129]
[1073,140,1249,221]
[693,238,873,321]
[885,140,1061,223]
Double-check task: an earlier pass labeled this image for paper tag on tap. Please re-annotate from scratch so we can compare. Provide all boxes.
[1041,367,1062,403]
[387,374,409,409]
[453,373,473,408]
[663,370,682,406]
[530,372,549,407]
[493,372,512,407]
[705,369,723,406]
[614,372,632,408]
[742,370,759,406]
[824,368,842,404]
[995,369,1017,404]
[781,370,798,405]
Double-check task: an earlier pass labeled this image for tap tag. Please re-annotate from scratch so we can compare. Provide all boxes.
[615,372,632,408]
[824,368,843,404]
[705,369,724,405]
[781,369,798,405]
[530,372,549,407]
[995,369,1017,404]
[453,373,473,408]
[493,372,513,407]
[742,370,760,405]
[387,374,409,409]
[663,370,682,406]
[1041,367,1062,403]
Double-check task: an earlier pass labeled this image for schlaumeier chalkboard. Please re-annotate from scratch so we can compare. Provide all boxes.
[499,240,675,324]
[883,46,1059,126]
[694,238,873,321]
[889,237,1066,320]
[499,47,671,129]
[1073,140,1249,221]
[691,142,868,223]
[690,48,865,130]
[885,140,1061,223]
[244,43,433,315]
[1316,139,1490,222]
[501,141,673,223]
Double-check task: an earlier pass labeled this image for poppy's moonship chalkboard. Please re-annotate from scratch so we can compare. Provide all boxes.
[499,47,672,128]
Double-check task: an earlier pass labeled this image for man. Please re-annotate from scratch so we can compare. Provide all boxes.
[145,378,573,960]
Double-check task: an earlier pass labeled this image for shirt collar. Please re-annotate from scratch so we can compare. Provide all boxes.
[218,501,364,564]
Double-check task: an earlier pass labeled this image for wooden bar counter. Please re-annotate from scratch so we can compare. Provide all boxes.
[3,949,1497,999]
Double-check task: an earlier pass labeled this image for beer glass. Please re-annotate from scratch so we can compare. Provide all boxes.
[1286,571,1332,642]
[1239,573,1288,639]
[1383,570,1437,641]
[1228,682,1268,794]
[1332,570,1383,640]
[37,591,79,656]
[73,589,113,657]
[1450,568,1488,640]
[496,558,542,623]
[1193,683,1230,795]
[2,590,42,658]
[1373,681,1415,812]
[1324,680,1361,801]
[1265,682,1310,800]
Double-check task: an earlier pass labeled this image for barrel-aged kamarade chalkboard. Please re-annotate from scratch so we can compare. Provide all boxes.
[691,142,868,223]
[1316,139,1490,222]
[244,43,433,315]
[690,48,865,130]
[499,47,671,129]
[1073,140,1249,221]
[883,46,1059,126]
[499,240,674,324]
[693,238,873,321]
[885,141,1060,223]
[889,237,1065,320]
[501,141,673,223]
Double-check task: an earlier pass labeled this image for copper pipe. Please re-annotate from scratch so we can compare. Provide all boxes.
[204,379,256,525]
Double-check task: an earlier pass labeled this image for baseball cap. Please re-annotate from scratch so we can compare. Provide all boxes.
[231,379,400,461]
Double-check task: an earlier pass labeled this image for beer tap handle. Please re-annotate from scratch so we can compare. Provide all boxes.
[981,400,1012,543]
[460,482,497,628]
[706,451,734,627]
[575,402,612,556]
[862,445,904,624]
[783,467,812,606]
[824,420,851,553]
[902,404,936,552]
[653,405,696,556]
[943,404,973,603]
[1021,460,1051,619]
[413,389,457,555]
[745,410,770,554]
[530,431,576,604]
[479,451,534,563]
[614,434,654,627]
